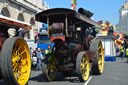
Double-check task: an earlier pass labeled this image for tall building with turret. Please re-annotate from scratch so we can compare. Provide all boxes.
[117,1,128,34]
[0,0,49,40]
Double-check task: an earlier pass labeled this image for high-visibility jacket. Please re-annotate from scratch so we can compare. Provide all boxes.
[47,50,52,62]
[45,50,48,54]
[126,48,128,56]
[120,47,124,52]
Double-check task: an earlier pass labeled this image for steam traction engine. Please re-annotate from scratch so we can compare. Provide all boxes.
[0,15,31,85]
[36,8,104,82]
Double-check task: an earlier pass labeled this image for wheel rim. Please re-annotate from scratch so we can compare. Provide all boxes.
[12,39,31,85]
[81,53,90,80]
[98,41,104,73]
[46,56,57,81]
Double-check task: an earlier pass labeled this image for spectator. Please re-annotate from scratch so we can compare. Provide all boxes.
[120,45,125,59]
[35,48,38,55]
[18,28,30,38]
[36,48,43,71]
[30,47,33,58]
[125,48,128,63]
[45,45,51,54]
[31,51,37,70]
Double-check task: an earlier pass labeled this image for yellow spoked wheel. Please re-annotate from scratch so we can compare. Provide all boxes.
[90,40,104,75]
[42,55,57,81]
[0,37,31,85]
[76,52,90,82]
[98,41,104,73]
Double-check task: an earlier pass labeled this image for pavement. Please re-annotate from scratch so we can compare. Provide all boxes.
[28,71,84,85]
[0,57,128,85]
[88,58,128,85]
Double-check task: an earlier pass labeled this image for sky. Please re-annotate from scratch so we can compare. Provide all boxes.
[43,0,126,25]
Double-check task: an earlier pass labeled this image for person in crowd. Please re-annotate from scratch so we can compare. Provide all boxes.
[125,48,128,63]
[35,48,38,55]
[44,46,55,64]
[18,28,30,38]
[36,48,43,71]
[30,47,33,58]
[120,44,125,59]
[31,51,37,70]
[45,45,51,54]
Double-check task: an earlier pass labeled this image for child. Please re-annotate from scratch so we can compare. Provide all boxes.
[31,51,37,70]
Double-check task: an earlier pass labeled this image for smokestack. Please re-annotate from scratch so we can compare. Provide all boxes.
[78,8,94,18]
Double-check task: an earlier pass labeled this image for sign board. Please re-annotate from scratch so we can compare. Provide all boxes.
[105,40,111,56]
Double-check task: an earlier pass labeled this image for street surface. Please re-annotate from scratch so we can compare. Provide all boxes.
[88,58,128,85]
[0,58,128,85]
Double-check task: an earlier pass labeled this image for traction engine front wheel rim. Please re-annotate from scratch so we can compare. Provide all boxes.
[76,52,90,82]
[98,41,104,73]
[12,39,31,85]
[81,53,90,80]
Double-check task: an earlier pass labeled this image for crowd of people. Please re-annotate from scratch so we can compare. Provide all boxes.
[30,47,43,71]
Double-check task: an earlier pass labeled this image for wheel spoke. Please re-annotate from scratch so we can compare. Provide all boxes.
[98,46,101,50]
[17,50,26,57]
[98,53,102,56]
[81,63,84,70]
[16,46,22,53]
[82,69,87,78]
[49,72,53,80]
[12,56,20,63]
[13,65,17,72]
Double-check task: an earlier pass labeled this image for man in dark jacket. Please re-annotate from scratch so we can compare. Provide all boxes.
[18,28,30,38]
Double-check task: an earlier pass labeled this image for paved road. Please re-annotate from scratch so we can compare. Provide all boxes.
[88,58,128,85]
[0,57,128,85]
[28,71,84,85]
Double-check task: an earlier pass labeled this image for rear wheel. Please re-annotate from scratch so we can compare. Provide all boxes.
[90,40,104,75]
[76,52,90,82]
[42,55,57,81]
[0,37,31,85]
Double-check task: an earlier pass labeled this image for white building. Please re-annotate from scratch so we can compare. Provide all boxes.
[117,1,128,34]
[0,0,49,40]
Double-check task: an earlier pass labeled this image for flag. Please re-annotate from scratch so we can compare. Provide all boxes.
[71,0,77,11]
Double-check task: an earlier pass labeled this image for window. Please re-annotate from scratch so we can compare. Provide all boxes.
[18,13,24,21]
[1,7,10,17]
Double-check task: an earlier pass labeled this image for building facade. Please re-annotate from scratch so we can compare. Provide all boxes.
[0,0,49,40]
[117,2,128,34]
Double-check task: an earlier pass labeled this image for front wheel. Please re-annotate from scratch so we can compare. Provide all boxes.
[76,52,90,82]
[0,37,31,85]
